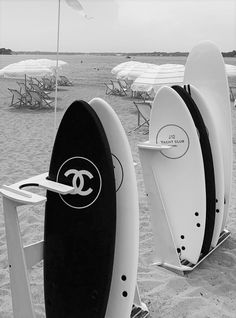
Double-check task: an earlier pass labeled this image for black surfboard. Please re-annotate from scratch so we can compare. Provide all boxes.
[172,85,216,258]
[44,100,116,318]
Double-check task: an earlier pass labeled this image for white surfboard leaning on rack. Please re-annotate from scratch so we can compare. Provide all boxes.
[140,86,206,265]
[185,84,225,247]
[89,98,143,318]
[184,41,233,231]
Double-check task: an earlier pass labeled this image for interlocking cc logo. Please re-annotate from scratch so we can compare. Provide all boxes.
[57,157,102,209]
[64,169,93,196]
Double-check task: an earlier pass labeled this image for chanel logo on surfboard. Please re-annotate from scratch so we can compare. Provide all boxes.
[57,157,102,209]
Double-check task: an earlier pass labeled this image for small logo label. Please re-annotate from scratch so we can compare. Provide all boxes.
[157,125,190,159]
[57,157,102,209]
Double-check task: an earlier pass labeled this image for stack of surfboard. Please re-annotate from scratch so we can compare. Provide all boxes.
[139,41,232,267]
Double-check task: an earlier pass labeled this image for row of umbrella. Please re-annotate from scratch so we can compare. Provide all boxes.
[111,61,236,95]
[1,58,235,95]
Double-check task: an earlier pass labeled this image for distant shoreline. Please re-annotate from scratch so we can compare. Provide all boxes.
[6,51,190,57]
[1,50,236,58]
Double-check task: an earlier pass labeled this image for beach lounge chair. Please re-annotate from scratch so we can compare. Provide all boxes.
[228,77,236,102]
[111,80,127,96]
[229,85,236,101]
[29,83,52,100]
[118,79,130,95]
[17,82,30,96]
[49,75,67,86]
[130,101,152,133]
[40,77,56,91]
[117,80,128,95]
[104,82,116,95]
[8,88,31,108]
[28,77,44,89]
[131,89,153,102]
[28,90,53,109]
[59,75,73,86]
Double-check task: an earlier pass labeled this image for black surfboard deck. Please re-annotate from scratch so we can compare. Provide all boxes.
[44,100,116,318]
[172,85,216,258]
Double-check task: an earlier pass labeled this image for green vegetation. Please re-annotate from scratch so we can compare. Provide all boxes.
[0,48,12,55]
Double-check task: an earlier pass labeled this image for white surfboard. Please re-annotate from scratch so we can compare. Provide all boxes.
[186,84,225,247]
[184,41,232,231]
[148,86,206,264]
[89,98,139,318]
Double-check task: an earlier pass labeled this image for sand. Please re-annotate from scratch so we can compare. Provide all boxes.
[0,77,235,318]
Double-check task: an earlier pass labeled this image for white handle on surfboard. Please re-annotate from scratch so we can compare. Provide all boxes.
[138,141,173,151]
[0,172,74,205]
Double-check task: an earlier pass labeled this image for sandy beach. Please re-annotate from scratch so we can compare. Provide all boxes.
[0,72,235,318]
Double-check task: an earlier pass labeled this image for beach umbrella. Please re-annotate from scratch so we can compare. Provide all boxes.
[225,64,236,78]
[130,62,235,95]
[111,61,159,81]
[111,61,146,76]
[0,59,67,79]
[131,64,185,94]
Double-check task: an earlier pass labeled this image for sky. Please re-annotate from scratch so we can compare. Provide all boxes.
[0,0,236,53]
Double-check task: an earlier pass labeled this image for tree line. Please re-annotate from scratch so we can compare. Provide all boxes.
[0,48,12,55]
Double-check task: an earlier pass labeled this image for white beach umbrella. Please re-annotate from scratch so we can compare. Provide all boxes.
[111,61,145,75]
[111,61,159,81]
[131,64,185,94]
[0,59,67,79]
[34,59,67,69]
[225,64,236,78]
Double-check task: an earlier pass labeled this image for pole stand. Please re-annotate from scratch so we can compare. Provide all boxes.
[0,173,74,318]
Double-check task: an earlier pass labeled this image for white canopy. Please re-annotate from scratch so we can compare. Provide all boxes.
[111,61,159,81]
[131,64,185,94]
[225,64,236,78]
[0,59,67,79]
[113,62,236,94]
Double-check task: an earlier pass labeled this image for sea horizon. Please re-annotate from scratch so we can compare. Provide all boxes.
[1,49,236,58]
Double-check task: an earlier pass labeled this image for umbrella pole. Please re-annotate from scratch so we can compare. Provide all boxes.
[54,0,61,139]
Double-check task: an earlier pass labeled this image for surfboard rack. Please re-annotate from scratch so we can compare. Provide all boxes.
[0,172,74,204]
[138,142,231,276]
[151,229,230,275]
[0,172,150,318]
[0,173,75,318]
